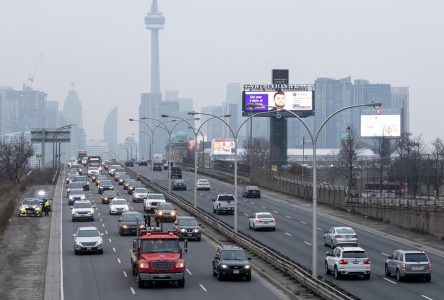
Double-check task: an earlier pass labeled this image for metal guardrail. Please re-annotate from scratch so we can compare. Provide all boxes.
[124,167,359,300]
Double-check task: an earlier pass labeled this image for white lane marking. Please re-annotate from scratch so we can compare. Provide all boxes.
[243,213,249,217]
[199,284,207,292]
[383,277,397,284]
[304,241,312,246]
[317,227,323,231]
[100,218,103,222]
[186,268,192,275]
[108,238,112,243]
[285,215,292,219]
[285,232,292,237]
[421,295,433,300]
[130,287,135,295]
[117,258,121,264]
[105,230,108,235]
[273,210,279,214]
[123,271,127,278]
[113,247,116,253]
[98,213,100,216]
[299,220,306,225]
[102,224,105,227]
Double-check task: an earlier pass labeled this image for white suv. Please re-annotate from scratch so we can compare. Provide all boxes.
[71,200,95,222]
[143,193,166,213]
[212,194,235,215]
[325,246,371,280]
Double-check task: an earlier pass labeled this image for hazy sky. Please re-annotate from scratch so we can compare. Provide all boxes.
[1,0,443,144]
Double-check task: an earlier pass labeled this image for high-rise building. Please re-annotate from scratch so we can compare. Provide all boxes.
[86,139,108,157]
[201,106,224,142]
[62,85,86,157]
[391,87,410,134]
[139,93,162,158]
[45,101,59,128]
[104,106,118,157]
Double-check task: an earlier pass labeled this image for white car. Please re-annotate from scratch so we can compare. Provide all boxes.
[109,198,129,215]
[132,187,149,203]
[196,178,211,190]
[68,190,86,205]
[73,226,103,254]
[143,193,166,213]
[71,200,95,222]
[325,246,371,279]
[324,227,358,248]
[248,212,276,231]
[87,167,100,177]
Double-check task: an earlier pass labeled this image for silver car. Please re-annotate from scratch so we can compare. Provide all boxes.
[385,250,431,282]
[73,226,103,254]
[132,187,149,203]
[324,226,358,248]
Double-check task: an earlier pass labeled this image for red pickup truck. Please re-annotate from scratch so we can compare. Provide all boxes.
[130,231,188,288]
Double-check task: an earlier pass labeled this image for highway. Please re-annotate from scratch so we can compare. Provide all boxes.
[60,170,282,300]
[130,165,444,300]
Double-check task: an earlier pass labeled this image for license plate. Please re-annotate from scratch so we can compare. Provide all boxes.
[86,247,91,250]
[353,261,359,264]
[233,270,239,274]
[158,274,166,278]
[412,266,423,270]
[263,221,269,224]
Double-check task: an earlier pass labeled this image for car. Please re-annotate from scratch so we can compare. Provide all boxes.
[95,174,107,186]
[123,178,136,190]
[98,180,114,194]
[170,167,182,179]
[153,163,162,171]
[138,160,148,166]
[212,245,251,281]
[19,198,43,217]
[71,175,89,191]
[118,174,131,185]
[68,190,86,205]
[132,187,149,203]
[66,182,85,196]
[108,165,124,177]
[127,180,142,193]
[242,186,261,198]
[171,179,187,191]
[71,200,95,222]
[324,227,358,248]
[81,156,88,165]
[114,171,127,182]
[66,170,79,184]
[73,226,103,255]
[118,211,145,235]
[34,190,52,211]
[213,194,235,215]
[385,250,432,282]
[101,190,118,204]
[174,216,201,241]
[325,246,371,279]
[109,198,129,215]
[196,178,210,190]
[154,202,177,223]
[87,167,100,178]
[248,212,276,231]
[125,160,134,167]
[143,193,166,213]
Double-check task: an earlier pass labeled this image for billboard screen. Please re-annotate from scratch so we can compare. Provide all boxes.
[242,90,314,117]
[211,138,235,155]
[360,115,401,137]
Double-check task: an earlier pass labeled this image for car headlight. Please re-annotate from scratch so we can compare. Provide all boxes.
[180,229,187,233]
[103,197,108,200]
[81,196,86,200]
[86,182,89,185]
[193,229,200,233]
[96,238,103,245]
[244,265,251,269]
[171,211,176,216]
[139,261,149,269]
[122,224,128,228]
[158,211,163,216]
[139,224,145,228]
[20,205,26,211]
[35,206,42,211]
[221,264,228,269]
[176,261,185,268]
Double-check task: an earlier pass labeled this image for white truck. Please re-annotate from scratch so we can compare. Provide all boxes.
[212,194,235,215]
[153,154,163,171]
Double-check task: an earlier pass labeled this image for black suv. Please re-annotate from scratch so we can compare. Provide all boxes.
[174,216,201,241]
[170,167,182,179]
[71,175,89,191]
[118,211,145,235]
[212,245,251,281]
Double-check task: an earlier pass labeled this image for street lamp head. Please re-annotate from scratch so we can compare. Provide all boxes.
[188,111,198,116]
[161,114,169,118]
[223,114,231,118]
[369,102,382,108]
[129,118,135,121]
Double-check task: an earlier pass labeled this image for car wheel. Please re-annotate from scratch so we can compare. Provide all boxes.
[334,266,341,279]
[425,275,431,282]
[396,269,402,282]
[363,273,370,280]
[213,208,216,213]
[245,274,251,281]
[74,250,79,255]
[253,224,256,231]
[217,270,224,281]
[213,268,217,276]
[324,237,328,246]
[197,236,201,242]
[331,240,335,249]
[385,264,391,277]
[137,274,145,288]
[248,222,252,229]
[98,249,103,254]
[177,278,185,288]
[272,227,276,231]
[325,262,331,275]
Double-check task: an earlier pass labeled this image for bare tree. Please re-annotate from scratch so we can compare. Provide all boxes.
[336,128,363,196]
[0,135,34,183]
[408,136,428,198]
[431,138,444,199]
[241,137,271,170]
[371,136,396,197]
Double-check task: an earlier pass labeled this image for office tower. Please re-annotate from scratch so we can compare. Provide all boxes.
[62,85,86,157]
[139,93,162,158]
[104,106,118,157]
[201,106,224,142]
[391,87,410,134]
[45,101,59,128]
[86,140,109,157]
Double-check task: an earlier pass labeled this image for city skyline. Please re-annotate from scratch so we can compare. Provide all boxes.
[0,0,442,143]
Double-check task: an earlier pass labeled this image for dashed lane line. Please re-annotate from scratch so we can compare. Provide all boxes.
[273,210,279,214]
[186,269,192,275]
[108,238,112,243]
[117,258,121,264]
[299,221,306,225]
[243,213,249,217]
[285,232,292,237]
[105,230,108,235]
[123,271,127,278]
[317,227,323,231]
[382,277,397,285]
[102,224,105,228]
[113,247,116,253]
[304,241,312,246]
[130,287,135,295]
[285,215,292,219]
[199,284,207,292]
[421,295,433,300]
[381,253,389,256]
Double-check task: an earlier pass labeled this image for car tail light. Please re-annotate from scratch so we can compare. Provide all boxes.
[339,259,348,264]
[352,235,357,238]
[335,235,342,238]
[363,259,371,264]
[256,219,262,223]
[401,263,406,270]
[271,218,275,222]
[428,263,432,269]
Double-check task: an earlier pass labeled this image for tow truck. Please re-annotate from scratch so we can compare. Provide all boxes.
[130,228,188,288]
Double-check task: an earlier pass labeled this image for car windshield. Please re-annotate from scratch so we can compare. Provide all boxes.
[220,250,247,260]
[257,213,273,219]
[135,188,148,193]
[101,180,112,185]
[23,199,40,205]
[218,195,234,201]
[149,194,165,200]
[70,190,84,195]
[142,239,180,253]
[112,200,127,205]
[198,179,208,183]
[174,180,185,184]
[77,229,99,237]
[405,253,428,262]
[73,202,91,209]
[159,203,173,210]
[342,251,367,258]
[89,167,98,171]
[336,228,355,234]
[132,182,142,187]
[247,186,259,190]
[69,182,84,187]
[73,176,87,182]
[122,213,144,222]
[103,191,116,196]
[178,218,198,226]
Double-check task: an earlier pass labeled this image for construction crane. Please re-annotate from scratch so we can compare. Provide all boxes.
[27,51,44,89]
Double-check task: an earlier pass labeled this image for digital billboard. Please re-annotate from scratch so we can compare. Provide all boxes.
[211,138,235,155]
[242,89,314,117]
[360,115,401,137]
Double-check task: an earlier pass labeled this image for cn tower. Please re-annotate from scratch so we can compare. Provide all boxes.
[145,0,165,94]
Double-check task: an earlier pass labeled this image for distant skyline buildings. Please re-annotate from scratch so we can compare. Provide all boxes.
[62,85,86,157]
[104,106,118,158]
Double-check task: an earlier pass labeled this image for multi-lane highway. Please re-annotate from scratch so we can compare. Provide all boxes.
[130,165,444,300]
[60,170,282,300]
